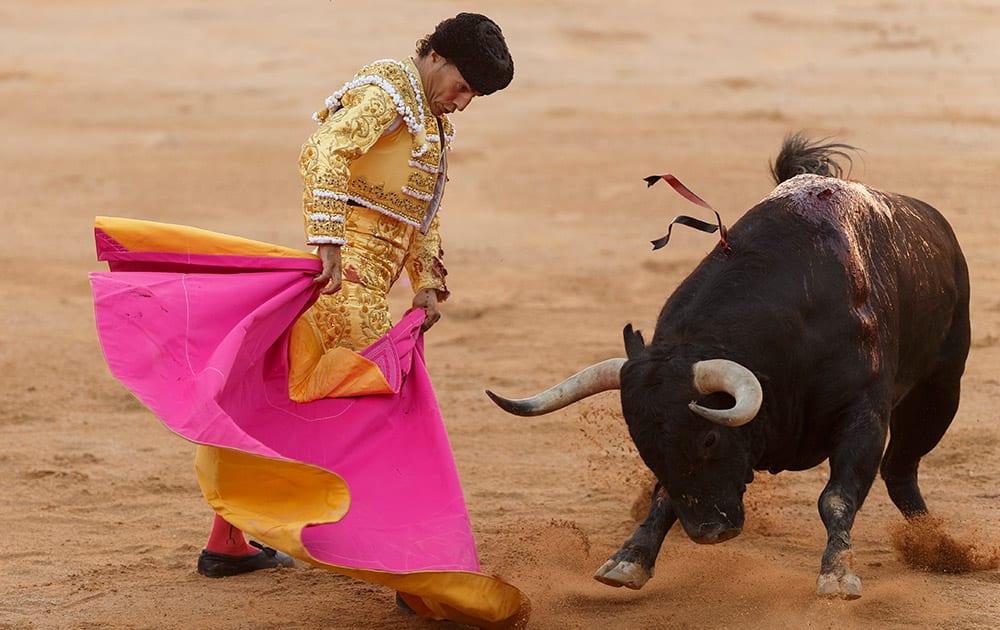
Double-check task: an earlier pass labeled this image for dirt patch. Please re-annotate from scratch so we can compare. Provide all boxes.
[891,515,1000,573]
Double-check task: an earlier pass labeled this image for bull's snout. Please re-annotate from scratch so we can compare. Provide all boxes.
[673,495,745,544]
[688,523,742,544]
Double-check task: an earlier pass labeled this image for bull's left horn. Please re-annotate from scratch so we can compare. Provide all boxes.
[486,358,626,417]
[689,359,763,427]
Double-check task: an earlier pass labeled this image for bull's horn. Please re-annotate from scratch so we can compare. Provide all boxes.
[688,359,762,427]
[486,358,626,417]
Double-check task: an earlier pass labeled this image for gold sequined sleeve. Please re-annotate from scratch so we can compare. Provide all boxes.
[405,213,450,301]
[299,84,400,245]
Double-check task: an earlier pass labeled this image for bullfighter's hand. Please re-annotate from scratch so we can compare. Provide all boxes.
[314,243,343,295]
[412,288,441,332]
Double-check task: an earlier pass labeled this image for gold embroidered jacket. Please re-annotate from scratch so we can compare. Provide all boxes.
[300,58,454,245]
[299,58,452,306]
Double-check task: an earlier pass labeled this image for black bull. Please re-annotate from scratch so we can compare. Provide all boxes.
[487,135,970,599]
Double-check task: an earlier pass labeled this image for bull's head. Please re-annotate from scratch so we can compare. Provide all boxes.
[486,324,763,544]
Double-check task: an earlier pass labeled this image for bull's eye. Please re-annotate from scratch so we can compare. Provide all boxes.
[702,429,720,453]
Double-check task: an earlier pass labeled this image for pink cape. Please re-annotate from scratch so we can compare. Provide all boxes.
[89,218,526,626]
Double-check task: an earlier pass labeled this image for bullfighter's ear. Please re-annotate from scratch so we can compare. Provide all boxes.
[623,323,645,359]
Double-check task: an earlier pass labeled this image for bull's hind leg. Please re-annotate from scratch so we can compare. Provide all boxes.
[881,303,968,518]
[880,373,962,518]
[816,404,889,600]
[594,484,676,589]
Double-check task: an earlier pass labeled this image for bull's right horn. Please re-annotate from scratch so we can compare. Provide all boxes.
[688,359,763,427]
[486,358,626,417]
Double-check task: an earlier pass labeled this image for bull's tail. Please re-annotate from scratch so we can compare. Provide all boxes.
[770,132,858,184]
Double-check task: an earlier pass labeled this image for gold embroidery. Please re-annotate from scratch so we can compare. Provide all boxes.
[407,170,437,193]
[347,178,427,224]
[306,197,347,243]
[301,59,452,234]
[300,83,400,243]
[409,117,444,177]
[298,60,451,351]
[405,214,449,300]
[307,206,440,350]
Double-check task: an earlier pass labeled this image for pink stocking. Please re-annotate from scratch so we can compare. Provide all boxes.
[204,514,258,556]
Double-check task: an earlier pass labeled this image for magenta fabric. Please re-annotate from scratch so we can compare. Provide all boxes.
[90,225,480,573]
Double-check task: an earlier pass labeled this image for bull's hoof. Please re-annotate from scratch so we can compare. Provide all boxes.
[593,558,651,590]
[816,572,862,600]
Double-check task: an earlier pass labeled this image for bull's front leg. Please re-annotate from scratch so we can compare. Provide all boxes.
[815,408,888,600]
[594,483,676,589]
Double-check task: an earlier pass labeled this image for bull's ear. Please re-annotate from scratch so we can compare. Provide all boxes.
[623,323,645,359]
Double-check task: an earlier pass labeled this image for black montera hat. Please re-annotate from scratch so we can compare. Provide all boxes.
[428,13,514,95]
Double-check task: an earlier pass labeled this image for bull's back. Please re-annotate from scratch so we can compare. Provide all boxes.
[768,175,969,395]
[882,193,970,394]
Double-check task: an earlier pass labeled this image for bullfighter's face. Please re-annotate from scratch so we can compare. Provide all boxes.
[417,51,480,116]
[620,357,753,544]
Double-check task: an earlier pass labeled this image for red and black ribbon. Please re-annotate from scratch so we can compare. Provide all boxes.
[645,174,729,252]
